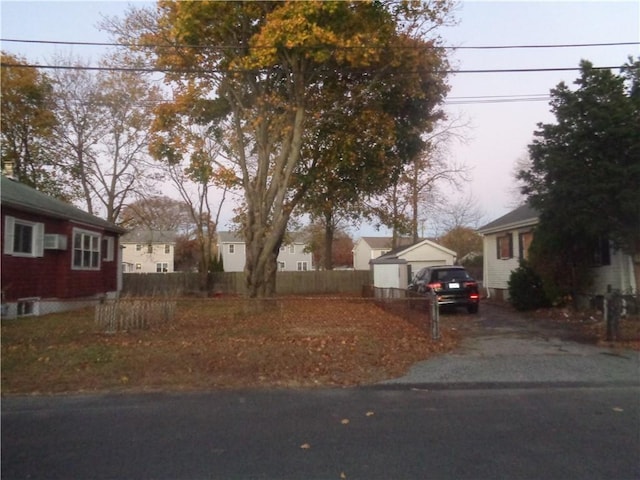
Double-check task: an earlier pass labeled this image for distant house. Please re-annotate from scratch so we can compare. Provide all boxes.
[352,237,416,271]
[217,231,313,272]
[121,230,176,273]
[370,238,457,289]
[477,203,637,302]
[1,175,126,318]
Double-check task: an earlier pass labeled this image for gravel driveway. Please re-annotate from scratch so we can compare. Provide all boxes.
[383,302,640,387]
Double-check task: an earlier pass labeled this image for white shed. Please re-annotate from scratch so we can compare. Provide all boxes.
[370,257,410,289]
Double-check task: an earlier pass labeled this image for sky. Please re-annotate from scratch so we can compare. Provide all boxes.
[1,1,639,236]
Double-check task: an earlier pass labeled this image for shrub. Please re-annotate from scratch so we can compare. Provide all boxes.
[508,261,550,311]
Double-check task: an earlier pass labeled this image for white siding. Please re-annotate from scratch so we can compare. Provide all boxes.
[483,228,530,295]
[121,242,175,273]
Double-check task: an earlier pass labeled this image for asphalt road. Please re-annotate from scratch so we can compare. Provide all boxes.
[2,304,639,480]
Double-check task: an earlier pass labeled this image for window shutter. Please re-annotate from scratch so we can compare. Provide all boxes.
[496,236,500,259]
[34,223,45,257]
[4,216,15,254]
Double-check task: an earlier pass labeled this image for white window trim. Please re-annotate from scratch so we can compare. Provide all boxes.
[3,216,44,257]
[103,236,115,261]
[297,261,308,271]
[72,228,101,270]
[228,244,235,254]
[156,262,168,273]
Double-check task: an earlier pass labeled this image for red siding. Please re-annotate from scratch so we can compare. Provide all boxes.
[1,208,120,302]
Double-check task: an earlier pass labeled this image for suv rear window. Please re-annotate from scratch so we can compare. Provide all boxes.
[431,269,472,282]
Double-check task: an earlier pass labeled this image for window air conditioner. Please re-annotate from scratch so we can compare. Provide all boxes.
[44,234,68,250]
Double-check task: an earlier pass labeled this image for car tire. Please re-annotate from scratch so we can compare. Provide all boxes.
[467,304,479,314]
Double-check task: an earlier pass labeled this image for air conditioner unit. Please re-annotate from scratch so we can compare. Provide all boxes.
[44,234,68,250]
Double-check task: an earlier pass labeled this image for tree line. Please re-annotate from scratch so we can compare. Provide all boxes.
[3,1,477,297]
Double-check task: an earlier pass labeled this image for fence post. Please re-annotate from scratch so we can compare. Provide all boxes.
[605,287,621,341]
[430,290,440,341]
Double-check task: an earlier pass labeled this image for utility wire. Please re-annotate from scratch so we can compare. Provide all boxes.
[1,61,633,75]
[1,37,638,51]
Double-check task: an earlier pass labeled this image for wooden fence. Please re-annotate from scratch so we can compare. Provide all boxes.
[122,270,373,297]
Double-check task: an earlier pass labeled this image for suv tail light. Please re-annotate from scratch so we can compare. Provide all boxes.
[428,282,442,290]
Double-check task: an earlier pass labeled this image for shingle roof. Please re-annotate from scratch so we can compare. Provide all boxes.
[0,175,125,233]
[121,230,176,244]
[360,236,415,249]
[477,203,539,234]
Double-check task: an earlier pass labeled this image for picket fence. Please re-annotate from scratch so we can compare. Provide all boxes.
[122,270,373,297]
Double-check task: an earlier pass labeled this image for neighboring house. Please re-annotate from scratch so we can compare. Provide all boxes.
[1,175,126,318]
[477,203,637,302]
[121,230,176,273]
[217,231,313,272]
[352,237,416,271]
[370,238,457,289]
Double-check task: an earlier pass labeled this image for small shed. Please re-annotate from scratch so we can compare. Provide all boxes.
[370,257,410,289]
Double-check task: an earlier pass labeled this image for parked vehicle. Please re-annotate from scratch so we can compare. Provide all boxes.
[408,266,480,313]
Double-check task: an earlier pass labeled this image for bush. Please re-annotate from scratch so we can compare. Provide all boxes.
[508,261,550,311]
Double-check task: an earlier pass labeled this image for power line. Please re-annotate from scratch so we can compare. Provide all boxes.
[1,61,632,75]
[1,37,638,51]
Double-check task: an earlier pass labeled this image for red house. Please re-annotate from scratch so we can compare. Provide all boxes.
[1,176,126,318]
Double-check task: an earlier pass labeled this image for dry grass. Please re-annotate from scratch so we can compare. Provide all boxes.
[1,296,458,395]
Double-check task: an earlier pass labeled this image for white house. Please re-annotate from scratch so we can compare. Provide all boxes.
[370,238,457,288]
[352,237,416,271]
[121,230,176,273]
[217,231,313,272]
[477,203,637,302]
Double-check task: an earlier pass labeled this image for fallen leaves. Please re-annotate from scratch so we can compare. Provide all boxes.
[1,297,459,394]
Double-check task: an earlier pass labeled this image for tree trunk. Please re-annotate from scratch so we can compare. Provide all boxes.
[323,209,334,270]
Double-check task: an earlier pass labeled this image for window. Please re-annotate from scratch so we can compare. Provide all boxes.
[289,245,295,254]
[135,263,142,270]
[102,237,114,261]
[591,237,611,266]
[156,262,168,273]
[3,216,44,257]
[297,261,308,271]
[518,232,533,260]
[497,234,513,259]
[147,244,153,254]
[165,244,171,254]
[136,244,142,251]
[73,229,100,269]
[228,244,235,254]
[278,261,286,271]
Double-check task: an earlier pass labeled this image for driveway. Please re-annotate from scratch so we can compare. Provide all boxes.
[383,302,640,387]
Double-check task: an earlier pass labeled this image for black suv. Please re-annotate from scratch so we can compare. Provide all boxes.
[408,265,480,313]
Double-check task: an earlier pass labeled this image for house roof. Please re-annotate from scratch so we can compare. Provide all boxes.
[121,230,177,244]
[373,238,457,262]
[359,236,416,250]
[0,175,125,234]
[477,203,539,235]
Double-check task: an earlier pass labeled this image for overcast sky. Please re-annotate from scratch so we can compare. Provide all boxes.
[1,1,638,236]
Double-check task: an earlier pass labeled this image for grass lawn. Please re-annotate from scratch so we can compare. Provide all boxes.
[1,296,457,395]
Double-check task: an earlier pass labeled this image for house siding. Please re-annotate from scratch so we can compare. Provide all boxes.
[1,206,120,302]
[121,242,175,273]
[482,228,533,297]
[217,236,313,273]
[590,246,637,295]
